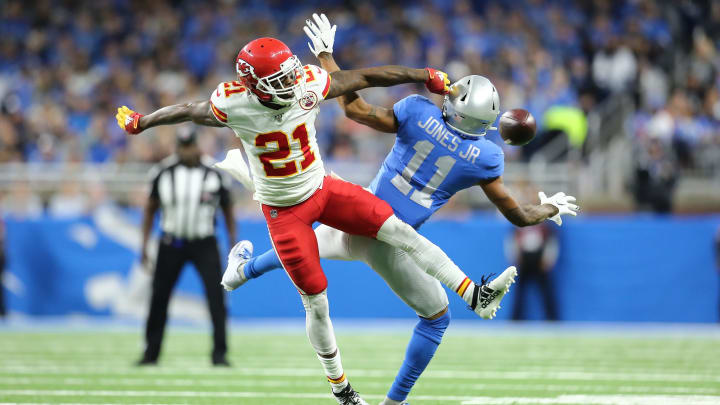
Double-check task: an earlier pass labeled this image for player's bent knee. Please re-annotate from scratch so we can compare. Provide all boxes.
[301,291,330,320]
[297,273,328,295]
[377,214,409,235]
[425,306,451,322]
[410,296,450,320]
[376,215,419,252]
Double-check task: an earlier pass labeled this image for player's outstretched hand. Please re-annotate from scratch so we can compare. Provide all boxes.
[304,13,336,57]
[539,191,579,226]
[116,106,144,135]
[425,68,451,95]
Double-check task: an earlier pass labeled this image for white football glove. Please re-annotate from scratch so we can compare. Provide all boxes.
[538,191,579,226]
[304,13,336,57]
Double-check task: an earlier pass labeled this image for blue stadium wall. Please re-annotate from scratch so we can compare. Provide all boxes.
[4,214,719,322]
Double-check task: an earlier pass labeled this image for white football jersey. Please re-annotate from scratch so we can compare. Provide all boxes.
[209,64,331,207]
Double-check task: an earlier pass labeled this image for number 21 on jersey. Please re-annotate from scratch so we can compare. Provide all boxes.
[391,140,456,208]
[255,124,316,177]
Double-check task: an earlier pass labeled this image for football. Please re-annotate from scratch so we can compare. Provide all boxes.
[498,109,536,146]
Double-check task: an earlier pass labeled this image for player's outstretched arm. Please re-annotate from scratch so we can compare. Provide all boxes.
[116,100,223,135]
[480,176,578,227]
[316,54,398,133]
[325,63,447,100]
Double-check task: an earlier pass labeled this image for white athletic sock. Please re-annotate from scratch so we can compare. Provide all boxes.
[318,350,348,392]
[301,291,349,393]
[376,215,475,301]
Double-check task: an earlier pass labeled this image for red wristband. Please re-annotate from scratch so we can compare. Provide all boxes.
[125,112,144,135]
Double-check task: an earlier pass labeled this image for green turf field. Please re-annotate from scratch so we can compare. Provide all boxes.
[1,325,719,405]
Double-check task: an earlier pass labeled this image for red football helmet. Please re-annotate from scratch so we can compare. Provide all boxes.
[235,37,305,105]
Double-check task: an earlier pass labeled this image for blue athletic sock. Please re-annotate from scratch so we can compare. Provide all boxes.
[243,248,283,279]
[387,310,450,401]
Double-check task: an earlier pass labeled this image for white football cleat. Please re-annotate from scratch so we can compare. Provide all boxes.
[221,240,253,291]
[464,266,517,319]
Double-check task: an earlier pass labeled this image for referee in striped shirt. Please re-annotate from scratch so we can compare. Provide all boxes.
[138,128,236,366]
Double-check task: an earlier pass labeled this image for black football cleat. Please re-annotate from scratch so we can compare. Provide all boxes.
[135,357,157,366]
[212,356,231,367]
[333,383,369,405]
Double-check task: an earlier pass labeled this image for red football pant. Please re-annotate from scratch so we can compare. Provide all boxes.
[262,175,394,295]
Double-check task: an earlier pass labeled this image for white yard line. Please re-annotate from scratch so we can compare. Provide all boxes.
[3,361,717,375]
[3,358,716,371]
[0,365,718,383]
[0,357,710,368]
[0,354,715,371]
[0,377,718,395]
[1,390,720,405]
[0,390,369,400]
[0,347,714,359]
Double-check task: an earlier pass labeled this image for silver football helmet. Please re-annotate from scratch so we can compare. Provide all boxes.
[442,75,500,139]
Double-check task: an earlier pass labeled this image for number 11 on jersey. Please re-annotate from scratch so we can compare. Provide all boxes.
[391,140,456,208]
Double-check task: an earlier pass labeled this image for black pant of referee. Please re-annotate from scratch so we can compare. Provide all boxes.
[138,128,236,366]
[143,235,228,364]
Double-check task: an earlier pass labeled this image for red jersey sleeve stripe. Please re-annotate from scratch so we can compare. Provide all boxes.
[210,101,228,123]
[321,74,332,98]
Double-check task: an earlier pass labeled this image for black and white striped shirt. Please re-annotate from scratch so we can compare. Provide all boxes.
[150,156,231,240]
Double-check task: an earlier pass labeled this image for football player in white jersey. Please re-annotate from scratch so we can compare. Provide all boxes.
[116,14,515,405]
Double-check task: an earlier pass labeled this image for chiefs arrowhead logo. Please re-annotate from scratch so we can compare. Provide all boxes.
[299,91,318,110]
[236,58,255,77]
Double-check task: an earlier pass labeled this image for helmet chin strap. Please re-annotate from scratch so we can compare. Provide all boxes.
[254,85,302,108]
[246,84,293,108]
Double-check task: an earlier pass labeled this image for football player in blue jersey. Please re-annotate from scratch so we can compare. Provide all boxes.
[219,14,579,405]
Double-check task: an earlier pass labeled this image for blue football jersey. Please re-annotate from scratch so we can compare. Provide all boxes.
[368,95,504,228]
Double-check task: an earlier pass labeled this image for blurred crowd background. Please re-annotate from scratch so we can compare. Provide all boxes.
[0,0,719,217]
